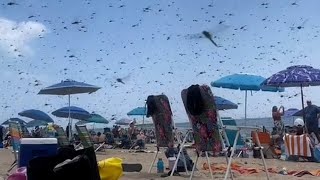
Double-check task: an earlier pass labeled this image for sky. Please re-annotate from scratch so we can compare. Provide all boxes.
[1,0,320,126]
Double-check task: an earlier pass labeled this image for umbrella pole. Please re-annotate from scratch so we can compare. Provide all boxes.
[245,90,247,126]
[300,85,308,133]
[68,94,72,141]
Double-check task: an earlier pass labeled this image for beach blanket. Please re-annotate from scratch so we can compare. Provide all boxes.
[181,84,222,153]
[283,134,312,157]
[146,94,174,148]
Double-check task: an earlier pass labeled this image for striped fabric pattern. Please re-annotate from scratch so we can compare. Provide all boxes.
[284,134,312,157]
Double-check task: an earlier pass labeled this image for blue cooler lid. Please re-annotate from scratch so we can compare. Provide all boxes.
[20,138,57,145]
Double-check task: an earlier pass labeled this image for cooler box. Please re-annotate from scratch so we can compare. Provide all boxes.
[19,138,58,167]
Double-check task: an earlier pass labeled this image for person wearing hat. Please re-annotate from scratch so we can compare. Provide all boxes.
[294,118,305,135]
[305,100,320,141]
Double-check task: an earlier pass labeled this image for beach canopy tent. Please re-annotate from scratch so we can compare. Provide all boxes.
[18,109,54,123]
[211,74,284,124]
[263,65,320,126]
[38,79,100,140]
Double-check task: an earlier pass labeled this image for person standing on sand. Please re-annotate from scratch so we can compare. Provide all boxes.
[272,106,285,136]
[305,100,320,141]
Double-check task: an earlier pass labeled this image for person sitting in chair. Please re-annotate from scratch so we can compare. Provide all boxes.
[135,131,146,149]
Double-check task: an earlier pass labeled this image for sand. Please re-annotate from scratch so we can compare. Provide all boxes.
[1,146,319,180]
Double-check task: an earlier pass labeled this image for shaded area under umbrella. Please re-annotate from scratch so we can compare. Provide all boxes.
[52,106,91,120]
[18,109,54,123]
[26,120,48,128]
[2,118,26,125]
[263,65,320,128]
[211,74,284,123]
[38,79,100,140]
[215,96,238,110]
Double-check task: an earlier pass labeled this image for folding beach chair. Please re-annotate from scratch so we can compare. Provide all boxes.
[221,118,246,157]
[181,84,270,180]
[54,127,70,147]
[252,131,278,159]
[283,133,313,161]
[146,94,189,174]
[7,121,22,173]
[75,125,106,153]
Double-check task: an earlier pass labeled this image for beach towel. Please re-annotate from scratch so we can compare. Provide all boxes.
[283,134,312,157]
[146,94,174,147]
[181,84,222,153]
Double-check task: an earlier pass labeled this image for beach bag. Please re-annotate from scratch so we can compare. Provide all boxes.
[98,158,123,180]
[313,145,320,163]
[27,146,101,180]
[7,167,27,180]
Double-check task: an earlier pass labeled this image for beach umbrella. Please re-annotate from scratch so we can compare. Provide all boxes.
[283,108,300,117]
[2,118,26,125]
[115,118,135,125]
[52,106,91,120]
[127,106,147,128]
[84,113,109,124]
[127,107,147,116]
[263,65,320,125]
[26,120,48,128]
[211,74,284,123]
[38,79,100,140]
[18,109,54,123]
[214,96,238,110]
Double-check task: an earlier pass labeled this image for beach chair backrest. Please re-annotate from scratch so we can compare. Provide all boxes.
[76,125,94,148]
[252,131,271,145]
[146,94,174,147]
[222,119,245,146]
[54,127,70,146]
[283,133,312,157]
[8,121,22,152]
[181,84,222,153]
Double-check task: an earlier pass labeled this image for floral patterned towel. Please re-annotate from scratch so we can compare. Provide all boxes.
[147,94,174,147]
[181,84,222,153]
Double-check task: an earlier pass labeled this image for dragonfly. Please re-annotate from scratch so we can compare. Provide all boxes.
[185,24,230,47]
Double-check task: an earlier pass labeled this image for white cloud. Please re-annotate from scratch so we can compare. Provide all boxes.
[0,17,47,57]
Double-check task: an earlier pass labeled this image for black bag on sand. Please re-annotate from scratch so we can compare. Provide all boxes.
[27,146,101,180]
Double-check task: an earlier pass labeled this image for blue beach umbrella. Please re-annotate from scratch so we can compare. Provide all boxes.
[127,107,147,116]
[38,79,100,140]
[2,118,26,125]
[84,113,109,124]
[52,106,91,120]
[211,74,284,123]
[263,65,320,124]
[214,96,238,110]
[18,109,54,123]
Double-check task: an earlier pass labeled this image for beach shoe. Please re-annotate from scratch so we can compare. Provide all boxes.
[122,163,142,172]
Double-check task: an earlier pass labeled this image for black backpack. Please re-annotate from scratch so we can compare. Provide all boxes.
[27,146,101,180]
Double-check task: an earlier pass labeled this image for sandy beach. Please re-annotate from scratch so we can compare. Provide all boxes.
[1,145,319,180]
